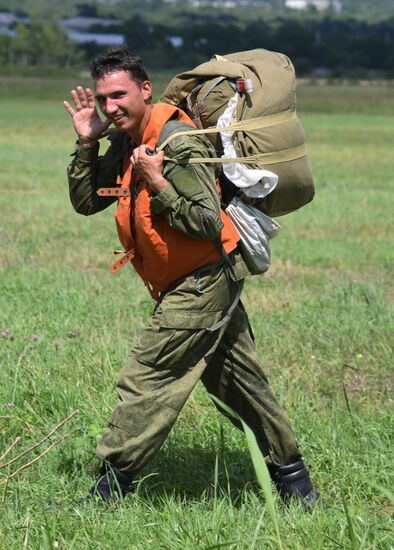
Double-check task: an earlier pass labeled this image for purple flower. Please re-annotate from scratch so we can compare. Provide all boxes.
[1,330,9,338]
[69,331,79,338]
[5,402,14,409]
[32,335,40,341]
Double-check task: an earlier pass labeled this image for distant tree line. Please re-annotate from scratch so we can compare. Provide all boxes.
[0,14,393,77]
[0,16,81,72]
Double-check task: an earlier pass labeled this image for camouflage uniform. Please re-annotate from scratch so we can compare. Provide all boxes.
[67,128,301,479]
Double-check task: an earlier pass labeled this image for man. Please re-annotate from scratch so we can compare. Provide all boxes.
[64,46,319,508]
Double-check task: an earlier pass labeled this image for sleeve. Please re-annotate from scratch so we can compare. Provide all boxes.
[67,135,126,216]
[149,133,223,240]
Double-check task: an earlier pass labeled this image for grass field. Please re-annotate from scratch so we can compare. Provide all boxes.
[0,74,393,549]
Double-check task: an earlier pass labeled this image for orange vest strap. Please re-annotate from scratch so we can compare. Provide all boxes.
[110,249,135,273]
[97,187,131,197]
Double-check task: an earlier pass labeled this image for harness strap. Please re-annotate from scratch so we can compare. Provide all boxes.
[205,241,242,333]
[157,110,297,151]
[97,187,131,197]
[110,249,135,273]
[164,143,306,167]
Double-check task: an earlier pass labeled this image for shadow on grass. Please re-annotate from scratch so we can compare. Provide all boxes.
[57,444,259,505]
[146,445,258,501]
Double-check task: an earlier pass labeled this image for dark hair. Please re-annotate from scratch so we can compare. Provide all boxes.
[90,46,149,84]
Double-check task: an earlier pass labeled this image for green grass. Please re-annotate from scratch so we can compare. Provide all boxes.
[0,75,393,549]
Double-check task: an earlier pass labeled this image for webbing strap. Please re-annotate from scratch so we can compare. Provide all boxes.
[97,187,131,197]
[157,110,297,152]
[164,143,306,167]
[206,241,241,333]
[110,249,135,273]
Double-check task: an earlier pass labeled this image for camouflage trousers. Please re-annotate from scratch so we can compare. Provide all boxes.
[96,258,301,477]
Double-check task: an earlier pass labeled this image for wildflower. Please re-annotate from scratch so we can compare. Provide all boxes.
[54,339,61,350]
[69,330,79,338]
[5,402,14,409]
[1,330,9,338]
[32,334,40,341]
[27,344,33,351]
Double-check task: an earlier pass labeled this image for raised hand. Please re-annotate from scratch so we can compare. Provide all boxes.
[63,86,111,140]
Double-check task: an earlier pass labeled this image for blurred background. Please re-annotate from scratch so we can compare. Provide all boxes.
[0,0,393,78]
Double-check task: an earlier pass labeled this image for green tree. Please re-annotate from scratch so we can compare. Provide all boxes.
[9,15,81,67]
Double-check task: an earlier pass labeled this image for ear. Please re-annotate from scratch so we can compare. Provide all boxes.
[141,80,152,101]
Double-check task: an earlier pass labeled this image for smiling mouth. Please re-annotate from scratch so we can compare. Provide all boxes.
[112,114,125,122]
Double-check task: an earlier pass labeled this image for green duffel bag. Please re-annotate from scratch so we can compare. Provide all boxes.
[160,48,315,217]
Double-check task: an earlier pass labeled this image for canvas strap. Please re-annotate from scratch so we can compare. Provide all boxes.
[163,143,306,167]
[205,240,242,333]
[157,110,306,166]
[97,187,131,197]
[110,249,135,273]
[158,110,297,150]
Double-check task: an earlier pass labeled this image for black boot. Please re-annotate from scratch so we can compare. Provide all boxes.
[87,462,134,504]
[269,459,321,511]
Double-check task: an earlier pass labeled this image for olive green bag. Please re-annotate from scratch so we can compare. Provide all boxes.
[160,48,314,217]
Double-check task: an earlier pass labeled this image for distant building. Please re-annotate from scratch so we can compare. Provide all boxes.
[0,11,28,38]
[285,0,342,11]
[0,27,16,37]
[181,0,270,7]
[167,35,184,48]
[66,29,125,45]
[61,17,122,31]
[0,11,29,26]
[61,16,124,46]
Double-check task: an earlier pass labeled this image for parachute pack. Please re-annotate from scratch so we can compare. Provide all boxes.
[159,48,315,218]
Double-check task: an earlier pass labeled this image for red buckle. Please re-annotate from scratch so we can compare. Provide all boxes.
[236,78,253,94]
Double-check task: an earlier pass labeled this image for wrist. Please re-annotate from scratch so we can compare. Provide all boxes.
[149,175,168,194]
[78,135,98,148]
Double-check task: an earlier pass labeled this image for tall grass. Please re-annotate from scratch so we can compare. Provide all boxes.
[0,75,393,549]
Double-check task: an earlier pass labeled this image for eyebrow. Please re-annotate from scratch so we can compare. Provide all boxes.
[95,90,126,101]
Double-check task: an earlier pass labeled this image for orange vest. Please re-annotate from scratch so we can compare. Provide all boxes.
[113,103,239,300]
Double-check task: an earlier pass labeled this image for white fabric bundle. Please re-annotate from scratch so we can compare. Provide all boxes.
[226,197,281,274]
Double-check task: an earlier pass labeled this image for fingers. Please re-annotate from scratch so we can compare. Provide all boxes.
[85,88,96,109]
[131,144,160,160]
[68,86,94,112]
[63,100,75,117]
[131,146,164,176]
[131,145,151,168]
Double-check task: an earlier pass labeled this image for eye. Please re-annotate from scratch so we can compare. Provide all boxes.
[112,92,126,99]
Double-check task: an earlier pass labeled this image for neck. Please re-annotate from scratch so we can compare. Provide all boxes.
[129,103,153,145]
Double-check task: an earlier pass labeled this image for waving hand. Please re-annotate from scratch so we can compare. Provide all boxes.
[64,86,111,140]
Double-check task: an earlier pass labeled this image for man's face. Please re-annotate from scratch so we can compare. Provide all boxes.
[95,70,152,139]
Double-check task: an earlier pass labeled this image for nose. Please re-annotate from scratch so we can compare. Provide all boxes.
[102,97,118,115]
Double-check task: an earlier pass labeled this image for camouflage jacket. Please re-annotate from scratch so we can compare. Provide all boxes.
[66,124,249,280]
